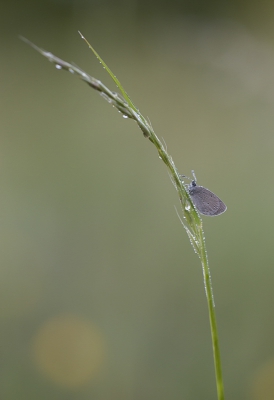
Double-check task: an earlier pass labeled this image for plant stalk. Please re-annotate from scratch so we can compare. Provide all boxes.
[21,35,226,400]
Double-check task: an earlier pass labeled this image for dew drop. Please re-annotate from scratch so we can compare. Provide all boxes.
[185,203,191,212]
[55,64,62,70]
[122,115,128,119]
[68,68,74,74]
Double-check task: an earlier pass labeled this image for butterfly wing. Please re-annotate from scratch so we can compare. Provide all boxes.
[189,186,227,216]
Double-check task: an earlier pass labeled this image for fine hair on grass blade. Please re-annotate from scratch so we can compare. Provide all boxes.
[21,34,226,400]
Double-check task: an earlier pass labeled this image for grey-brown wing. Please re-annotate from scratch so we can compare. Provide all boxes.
[189,186,227,216]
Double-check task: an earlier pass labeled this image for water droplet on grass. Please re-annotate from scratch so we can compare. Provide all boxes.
[185,203,191,212]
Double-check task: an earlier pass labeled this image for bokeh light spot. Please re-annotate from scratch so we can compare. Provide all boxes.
[32,314,106,388]
[250,358,274,400]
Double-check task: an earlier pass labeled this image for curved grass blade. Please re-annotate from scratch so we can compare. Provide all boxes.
[78,31,139,115]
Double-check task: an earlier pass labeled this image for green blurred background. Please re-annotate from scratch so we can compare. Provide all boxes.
[2,0,274,399]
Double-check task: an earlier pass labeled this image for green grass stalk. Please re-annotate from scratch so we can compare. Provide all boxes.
[21,34,225,400]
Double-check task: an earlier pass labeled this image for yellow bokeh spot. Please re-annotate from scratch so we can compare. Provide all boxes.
[32,315,106,388]
[251,358,274,400]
